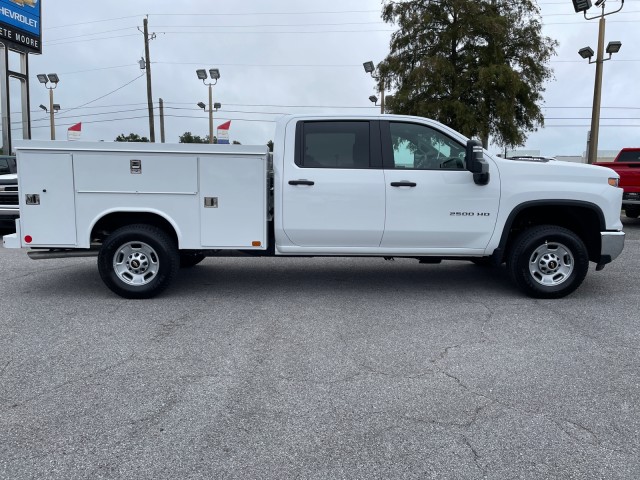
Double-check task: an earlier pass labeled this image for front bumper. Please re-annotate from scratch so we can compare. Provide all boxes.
[597,231,625,268]
[622,192,640,205]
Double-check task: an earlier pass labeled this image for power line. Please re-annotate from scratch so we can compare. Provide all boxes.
[46,34,140,47]
[164,102,380,109]
[29,114,278,130]
[30,107,150,123]
[63,74,145,115]
[153,62,366,68]
[45,10,381,30]
[47,27,137,43]
[46,29,394,47]
[153,21,385,28]
[59,64,139,75]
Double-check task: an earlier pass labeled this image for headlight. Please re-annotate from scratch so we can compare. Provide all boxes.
[608,177,619,187]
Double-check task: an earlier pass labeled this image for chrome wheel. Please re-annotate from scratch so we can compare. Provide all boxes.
[113,241,160,285]
[528,241,574,286]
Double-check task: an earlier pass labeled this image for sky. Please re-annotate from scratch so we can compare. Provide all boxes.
[4,0,639,157]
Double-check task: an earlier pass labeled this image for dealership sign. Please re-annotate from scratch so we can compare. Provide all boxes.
[0,0,41,53]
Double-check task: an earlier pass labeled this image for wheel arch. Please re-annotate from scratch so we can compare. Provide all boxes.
[89,209,181,247]
[495,200,605,264]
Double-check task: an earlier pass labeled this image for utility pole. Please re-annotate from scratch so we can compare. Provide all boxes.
[159,98,165,143]
[49,87,55,140]
[578,0,624,164]
[208,82,214,143]
[141,17,156,142]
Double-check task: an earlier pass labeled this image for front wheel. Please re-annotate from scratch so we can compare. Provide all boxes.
[625,207,640,219]
[98,224,179,299]
[507,225,589,299]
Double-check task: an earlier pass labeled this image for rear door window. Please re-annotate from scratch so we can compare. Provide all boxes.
[298,121,371,169]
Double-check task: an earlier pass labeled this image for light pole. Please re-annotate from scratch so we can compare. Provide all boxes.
[36,73,60,140]
[576,0,624,164]
[363,61,384,114]
[196,68,220,144]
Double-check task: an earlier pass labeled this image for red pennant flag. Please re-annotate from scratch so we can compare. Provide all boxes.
[67,122,82,141]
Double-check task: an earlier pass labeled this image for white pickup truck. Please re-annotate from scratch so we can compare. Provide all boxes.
[2,114,625,299]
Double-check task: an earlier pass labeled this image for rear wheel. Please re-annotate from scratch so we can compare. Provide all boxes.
[507,225,589,299]
[98,224,179,299]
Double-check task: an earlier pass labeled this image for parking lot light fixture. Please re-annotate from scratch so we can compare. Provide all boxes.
[197,102,206,110]
[363,60,384,113]
[37,73,60,140]
[196,67,221,144]
[363,61,375,74]
[580,0,625,164]
[579,46,595,59]
[606,40,621,54]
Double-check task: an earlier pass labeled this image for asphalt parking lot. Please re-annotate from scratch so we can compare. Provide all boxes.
[1,218,639,479]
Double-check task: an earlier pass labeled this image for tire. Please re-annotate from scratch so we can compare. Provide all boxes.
[98,224,179,299]
[625,207,639,219]
[180,252,206,268]
[507,225,589,299]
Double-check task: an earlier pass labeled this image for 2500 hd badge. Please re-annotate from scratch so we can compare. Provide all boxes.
[450,212,491,216]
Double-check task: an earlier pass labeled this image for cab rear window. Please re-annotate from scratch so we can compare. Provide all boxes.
[616,150,640,162]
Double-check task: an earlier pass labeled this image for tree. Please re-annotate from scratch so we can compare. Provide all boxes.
[179,132,216,143]
[267,140,274,152]
[378,0,557,148]
[115,133,149,142]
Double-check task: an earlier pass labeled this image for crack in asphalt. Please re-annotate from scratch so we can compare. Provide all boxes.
[0,354,136,413]
[432,340,637,457]
[462,435,487,476]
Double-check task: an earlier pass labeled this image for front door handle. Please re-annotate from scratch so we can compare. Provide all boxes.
[390,181,417,187]
[289,179,315,186]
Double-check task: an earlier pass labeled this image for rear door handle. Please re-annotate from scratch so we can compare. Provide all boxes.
[288,180,315,186]
[390,181,417,187]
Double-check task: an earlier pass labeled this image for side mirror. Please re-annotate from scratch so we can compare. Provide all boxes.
[466,139,490,185]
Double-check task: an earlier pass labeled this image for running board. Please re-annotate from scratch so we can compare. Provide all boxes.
[27,249,99,260]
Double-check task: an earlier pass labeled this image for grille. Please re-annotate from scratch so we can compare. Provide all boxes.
[0,192,19,205]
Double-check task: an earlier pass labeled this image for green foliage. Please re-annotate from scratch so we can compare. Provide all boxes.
[179,132,216,143]
[378,0,557,148]
[115,133,149,142]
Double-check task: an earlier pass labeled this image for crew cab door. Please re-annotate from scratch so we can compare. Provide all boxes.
[281,121,385,247]
[380,121,500,250]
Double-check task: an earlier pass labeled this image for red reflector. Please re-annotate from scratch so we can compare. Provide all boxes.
[24,235,32,243]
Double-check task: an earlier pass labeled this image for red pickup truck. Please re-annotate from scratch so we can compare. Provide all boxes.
[595,148,640,218]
